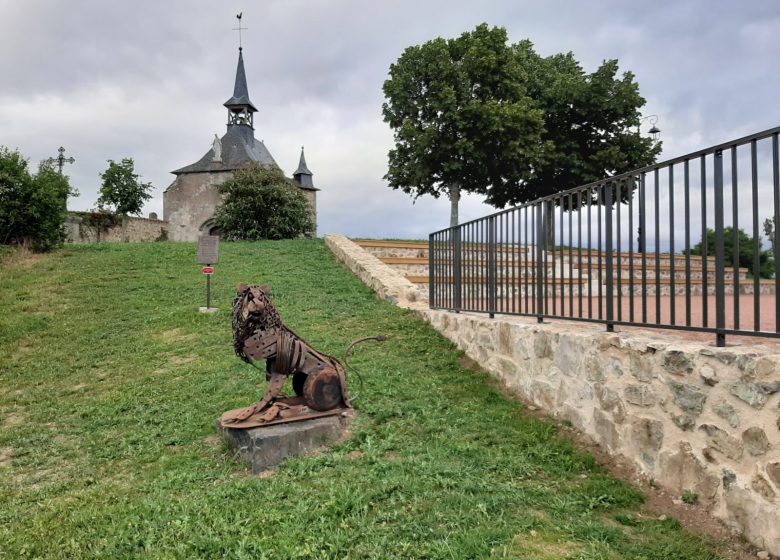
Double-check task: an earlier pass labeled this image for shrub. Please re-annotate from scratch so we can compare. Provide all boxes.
[213,164,314,240]
[0,147,75,251]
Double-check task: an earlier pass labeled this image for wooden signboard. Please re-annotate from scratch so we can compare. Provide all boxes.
[197,235,220,265]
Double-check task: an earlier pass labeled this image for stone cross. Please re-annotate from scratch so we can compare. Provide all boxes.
[45,146,75,174]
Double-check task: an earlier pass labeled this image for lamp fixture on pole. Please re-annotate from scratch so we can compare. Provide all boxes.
[636,115,661,253]
[638,115,661,142]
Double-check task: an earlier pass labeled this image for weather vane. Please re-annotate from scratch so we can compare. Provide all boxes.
[232,13,247,50]
[45,146,75,174]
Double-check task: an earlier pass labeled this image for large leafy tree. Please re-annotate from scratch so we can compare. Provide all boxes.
[0,147,74,252]
[213,164,314,240]
[98,158,153,242]
[383,24,545,226]
[382,24,661,226]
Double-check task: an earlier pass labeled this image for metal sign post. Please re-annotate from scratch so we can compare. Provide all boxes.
[197,236,220,313]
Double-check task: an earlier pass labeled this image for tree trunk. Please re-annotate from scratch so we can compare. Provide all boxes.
[448,183,460,228]
[122,215,129,243]
[545,201,555,250]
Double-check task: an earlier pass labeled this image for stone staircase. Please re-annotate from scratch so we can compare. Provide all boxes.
[354,239,775,297]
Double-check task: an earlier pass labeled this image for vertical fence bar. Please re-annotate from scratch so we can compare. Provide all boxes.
[488,216,497,318]
[551,201,557,316]
[536,202,545,322]
[628,177,635,322]
[616,180,622,321]
[463,225,468,310]
[503,213,509,314]
[605,183,615,331]
[569,194,574,317]
[684,160,691,326]
[597,186,603,320]
[544,201,551,316]
[751,140,760,331]
[474,220,485,311]
[531,206,536,315]
[511,210,516,314]
[732,146,739,330]
[669,165,676,324]
[640,172,647,323]
[701,156,709,328]
[774,133,780,332]
[560,197,565,316]
[500,214,504,312]
[453,227,462,312]
[428,233,436,307]
[654,168,661,324]
[714,149,726,347]
[470,222,475,310]
[524,206,529,314]
[578,191,583,318]
[587,190,593,319]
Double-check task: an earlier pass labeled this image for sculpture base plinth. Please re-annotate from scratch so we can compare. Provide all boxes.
[216,410,354,473]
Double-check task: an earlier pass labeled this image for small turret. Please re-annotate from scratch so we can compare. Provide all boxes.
[293,146,313,188]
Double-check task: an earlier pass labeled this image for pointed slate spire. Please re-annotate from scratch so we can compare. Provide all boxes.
[224,49,257,130]
[224,49,257,111]
[293,146,314,187]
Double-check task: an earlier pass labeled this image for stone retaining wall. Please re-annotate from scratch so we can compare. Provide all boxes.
[66,212,168,243]
[325,233,780,555]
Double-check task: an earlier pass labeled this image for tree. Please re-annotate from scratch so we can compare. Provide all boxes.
[690,227,773,279]
[763,217,775,255]
[383,25,546,227]
[98,158,152,242]
[382,24,661,226]
[213,164,314,240]
[0,147,74,252]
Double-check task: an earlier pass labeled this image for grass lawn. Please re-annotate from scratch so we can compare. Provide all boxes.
[0,240,730,559]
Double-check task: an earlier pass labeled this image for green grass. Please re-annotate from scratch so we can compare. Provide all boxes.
[0,240,728,559]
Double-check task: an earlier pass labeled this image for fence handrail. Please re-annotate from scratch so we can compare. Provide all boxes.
[428,125,780,346]
[431,124,780,236]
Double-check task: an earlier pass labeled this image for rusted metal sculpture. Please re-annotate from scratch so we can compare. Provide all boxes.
[220,283,384,429]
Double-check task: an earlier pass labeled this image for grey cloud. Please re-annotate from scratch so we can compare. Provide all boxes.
[1,0,779,238]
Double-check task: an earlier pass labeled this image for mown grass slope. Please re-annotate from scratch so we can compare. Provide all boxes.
[0,241,727,559]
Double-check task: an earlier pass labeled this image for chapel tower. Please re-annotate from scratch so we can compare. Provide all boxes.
[162,42,318,241]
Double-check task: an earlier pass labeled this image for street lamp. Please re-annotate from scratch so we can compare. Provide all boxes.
[638,114,660,139]
[636,116,661,252]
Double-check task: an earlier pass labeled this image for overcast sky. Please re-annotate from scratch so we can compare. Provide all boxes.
[1,0,779,239]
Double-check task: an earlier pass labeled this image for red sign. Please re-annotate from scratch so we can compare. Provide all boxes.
[202,266,214,275]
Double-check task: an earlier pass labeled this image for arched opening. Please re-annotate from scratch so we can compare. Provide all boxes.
[199,218,222,238]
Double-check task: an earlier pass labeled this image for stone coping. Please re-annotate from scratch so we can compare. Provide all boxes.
[324,234,427,310]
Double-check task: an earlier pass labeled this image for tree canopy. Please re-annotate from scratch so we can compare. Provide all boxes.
[0,147,75,252]
[213,164,314,241]
[691,227,773,279]
[98,158,152,216]
[382,24,661,225]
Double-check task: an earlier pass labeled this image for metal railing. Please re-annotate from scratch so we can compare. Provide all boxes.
[429,125,780,346]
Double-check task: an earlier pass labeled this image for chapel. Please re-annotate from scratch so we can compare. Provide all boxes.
[163,46,317,241]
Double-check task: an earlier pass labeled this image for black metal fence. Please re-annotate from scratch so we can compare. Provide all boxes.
[429,125,780,346]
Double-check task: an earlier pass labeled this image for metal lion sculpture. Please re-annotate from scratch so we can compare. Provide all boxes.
[220,283,385,429]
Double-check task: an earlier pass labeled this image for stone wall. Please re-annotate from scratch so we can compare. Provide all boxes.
[325,234,780,555]
[163,171,232,242]
[66,212,168,243]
